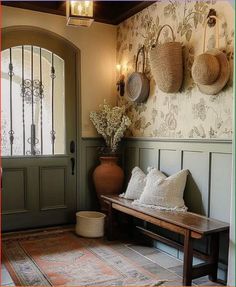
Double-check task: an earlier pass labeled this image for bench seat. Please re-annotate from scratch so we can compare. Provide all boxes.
[102,195,229,286]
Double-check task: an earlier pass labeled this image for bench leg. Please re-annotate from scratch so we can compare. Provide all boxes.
[208,233,219,282]
[183,230,193,286]
[107,201,114,241]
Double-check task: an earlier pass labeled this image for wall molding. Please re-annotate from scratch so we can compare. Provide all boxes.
[82,136,232,145]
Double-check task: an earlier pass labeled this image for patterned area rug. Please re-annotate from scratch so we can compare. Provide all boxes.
[2,231,166,286]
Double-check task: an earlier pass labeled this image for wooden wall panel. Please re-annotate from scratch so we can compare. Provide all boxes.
[210,153,232,223]
[84,146,100,210]
[159,150,181,175]
[40,167,67,210]
[2,168,27,214]
[183,151,209,215]
[139,148,157,173]
[124,147,138,175]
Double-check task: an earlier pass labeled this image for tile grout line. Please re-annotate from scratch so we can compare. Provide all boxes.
[124,244,187,283]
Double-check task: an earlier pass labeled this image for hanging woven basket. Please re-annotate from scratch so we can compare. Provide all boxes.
[126,46,150,103]
[150,24,183,93]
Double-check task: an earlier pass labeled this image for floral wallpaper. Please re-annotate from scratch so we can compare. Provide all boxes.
[117,0,234,139]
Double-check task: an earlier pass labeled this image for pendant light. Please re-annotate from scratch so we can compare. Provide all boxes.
[66,1,94,27]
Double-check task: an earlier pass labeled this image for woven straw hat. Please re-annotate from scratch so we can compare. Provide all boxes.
[192,48,230,95]
[192,15,230,95]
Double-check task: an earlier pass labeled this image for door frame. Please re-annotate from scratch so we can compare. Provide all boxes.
[1,26,81,218]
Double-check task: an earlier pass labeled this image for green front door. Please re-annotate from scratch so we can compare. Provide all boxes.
[1,27,78,231]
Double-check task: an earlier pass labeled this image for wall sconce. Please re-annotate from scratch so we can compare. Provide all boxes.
[116,64,126,97]
[66,1,94,27]
[207,8,217,27]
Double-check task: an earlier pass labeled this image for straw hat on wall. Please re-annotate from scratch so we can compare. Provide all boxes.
[192,15,230,95]
[192,48,230,95]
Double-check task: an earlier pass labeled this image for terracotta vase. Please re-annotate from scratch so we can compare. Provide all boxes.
[93,156,124,211]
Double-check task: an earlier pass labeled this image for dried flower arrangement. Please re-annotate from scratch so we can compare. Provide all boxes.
[90,100,131,154]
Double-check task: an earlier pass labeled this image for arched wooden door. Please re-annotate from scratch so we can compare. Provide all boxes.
[1,26,79,231]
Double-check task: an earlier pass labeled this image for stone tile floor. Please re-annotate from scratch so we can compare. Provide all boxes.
[1,241,224,286]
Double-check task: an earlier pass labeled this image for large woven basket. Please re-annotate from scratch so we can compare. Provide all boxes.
[150,24,183,93]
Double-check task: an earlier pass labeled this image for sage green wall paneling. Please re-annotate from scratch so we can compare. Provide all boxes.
[159,150,182,175]
[124,147,139,186]
[40,167,67,210]
[159,149,182,249]
[156,149,183,248]
[85,146,100,210]
[150,149,181,254]
[209,153,232,268]
[139,148,158,172]
[182,151,210,255]
[80,137,232,280]
[210,153,232,223]
[2,168,27,214]
[79,139,102,210]
[182,151,209,215]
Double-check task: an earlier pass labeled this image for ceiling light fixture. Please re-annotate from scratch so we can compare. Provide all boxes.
[66,1,94,27]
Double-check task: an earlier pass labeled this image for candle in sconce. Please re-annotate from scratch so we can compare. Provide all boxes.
[116,64,121,77]
[122,63,128,74]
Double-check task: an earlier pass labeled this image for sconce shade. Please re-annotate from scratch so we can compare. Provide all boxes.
[66,1,94,27]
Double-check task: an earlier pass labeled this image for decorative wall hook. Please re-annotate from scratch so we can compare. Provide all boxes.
[207,9,217,27]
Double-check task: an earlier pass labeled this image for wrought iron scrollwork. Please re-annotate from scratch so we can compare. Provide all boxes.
[50,130,56,144]
[8,63,14,77]
[21,79,44,104]
[8,130,14,145]
[50,66,56,79]
[3,45,63,156]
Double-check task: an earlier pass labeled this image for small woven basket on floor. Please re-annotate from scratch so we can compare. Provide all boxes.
[150,24,183,93]
[75,211,106,238]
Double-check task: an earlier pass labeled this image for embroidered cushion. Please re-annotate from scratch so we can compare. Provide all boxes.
[133,169,188,211]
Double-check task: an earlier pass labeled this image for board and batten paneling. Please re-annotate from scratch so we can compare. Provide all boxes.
[79,138,102,211]
[81,137,232,280]
[81,137,232,221]
[123,138,232,218]
[122,138,232,281]
[210,153,232,223]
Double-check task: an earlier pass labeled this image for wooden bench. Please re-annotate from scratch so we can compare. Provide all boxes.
[101,195,229,286]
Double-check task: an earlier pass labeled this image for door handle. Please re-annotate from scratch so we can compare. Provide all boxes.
[71,158,75,175]
[70,140,75,154]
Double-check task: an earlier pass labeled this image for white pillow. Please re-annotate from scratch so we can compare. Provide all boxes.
[119,167,146,200]
[133,169,188,211]
[120,167,166,200]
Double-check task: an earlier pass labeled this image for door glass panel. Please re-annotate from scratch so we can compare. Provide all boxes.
[1,46,65,156]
